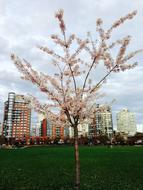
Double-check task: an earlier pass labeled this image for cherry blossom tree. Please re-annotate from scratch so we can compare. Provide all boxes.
[11,9,142,190]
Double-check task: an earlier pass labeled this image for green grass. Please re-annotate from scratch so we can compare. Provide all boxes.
[0,146,143,190]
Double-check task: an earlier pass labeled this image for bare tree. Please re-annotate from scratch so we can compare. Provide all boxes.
[11,9,142,190]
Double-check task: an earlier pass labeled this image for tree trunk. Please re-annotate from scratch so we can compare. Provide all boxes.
[74,125,80,190]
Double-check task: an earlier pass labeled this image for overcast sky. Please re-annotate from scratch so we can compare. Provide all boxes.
[0,0,143,131]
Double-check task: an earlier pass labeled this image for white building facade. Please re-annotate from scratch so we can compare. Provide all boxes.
[69,120,89,138]
[89,104,113,138]
[116,108,137,136]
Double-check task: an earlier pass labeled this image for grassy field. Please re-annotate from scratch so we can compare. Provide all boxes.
[0,146,143,190]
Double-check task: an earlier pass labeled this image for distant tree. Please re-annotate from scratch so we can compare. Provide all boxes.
[11,9,142,190]
[79,136,89,145]
[127,136,135,145]
[0,135,6,145]
[128,132,143,145]
[98,134,110,145]
[113,132,127,145]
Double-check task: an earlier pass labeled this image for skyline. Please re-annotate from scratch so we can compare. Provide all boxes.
[0,0,143,131]
[1,91,142,133]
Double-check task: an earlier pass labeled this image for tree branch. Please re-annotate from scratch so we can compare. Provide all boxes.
[90,64,118,93]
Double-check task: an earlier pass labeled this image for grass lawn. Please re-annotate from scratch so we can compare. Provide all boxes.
[0,146,143,190]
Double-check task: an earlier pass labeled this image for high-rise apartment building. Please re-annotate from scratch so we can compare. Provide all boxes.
[3,92,31,140]
[41,118,48,137]
[89,104,113,137]
[117,108,137,136]
[37,111,70,139]
[52,126,65,139]
[40,117,69,139]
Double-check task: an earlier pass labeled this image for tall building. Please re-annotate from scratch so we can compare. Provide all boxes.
[31,125,41,137]
[40,117,66,139]
[37,110,70,139]
[78,120,89,137]
[37,113,51,138]
[64,127,70,138]
[116,108,137,136]
[46,120,53,138]
[89,104,113,138]
[41,118,48,137]
[3,92,31,140]
[52,126,65,139]
[33,113,45,137]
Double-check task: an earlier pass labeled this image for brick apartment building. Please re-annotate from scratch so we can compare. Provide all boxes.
[40,118,68,139]
[3,92,31,141]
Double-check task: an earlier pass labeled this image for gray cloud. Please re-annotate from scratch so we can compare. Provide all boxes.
[0,0,143,130]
